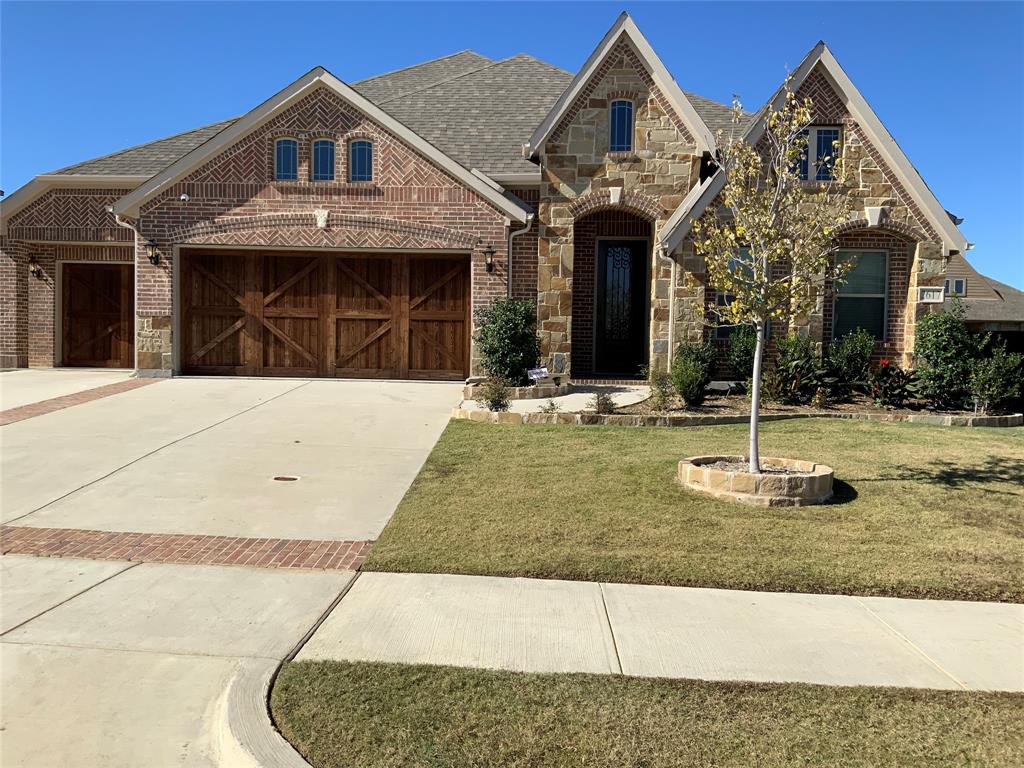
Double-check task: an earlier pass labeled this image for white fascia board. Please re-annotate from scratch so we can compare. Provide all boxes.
[1,174,149,236]
[527,13,715,157]
[113,68,530,224]
[746,43,967,254]
[489,171,541,186]
[658,171,726,255]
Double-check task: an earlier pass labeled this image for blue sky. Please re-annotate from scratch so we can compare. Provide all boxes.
[2,1,1021,287]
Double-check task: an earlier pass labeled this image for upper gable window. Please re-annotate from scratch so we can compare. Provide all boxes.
[349,140,373,182]
[312,140,335,181]
[609,100,634,152]
[798,126,842,181]
[275,139,298,181]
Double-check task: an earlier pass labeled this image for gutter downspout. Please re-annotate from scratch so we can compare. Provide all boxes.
[112,211,139,375]
[657,242,676,372]
[507,213,534,299]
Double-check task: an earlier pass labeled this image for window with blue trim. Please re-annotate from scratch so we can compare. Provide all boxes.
[609,100,634,152]
[275,139,297,181]
[312,140,335,181]
[349,140,373,182]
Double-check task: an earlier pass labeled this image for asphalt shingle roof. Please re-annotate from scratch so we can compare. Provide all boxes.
[950,277,1024,324]
[49,50,743,180]
[684,91,756,137]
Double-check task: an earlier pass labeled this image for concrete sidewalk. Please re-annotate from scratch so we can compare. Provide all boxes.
[0,368,134,411]
[298,571,1024,691]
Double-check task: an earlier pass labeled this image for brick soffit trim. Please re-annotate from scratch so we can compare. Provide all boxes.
[111,68,531,224]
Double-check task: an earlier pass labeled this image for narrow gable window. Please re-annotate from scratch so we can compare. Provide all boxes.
[834,250,887,340]
[312,140,335,181]
[275,138,298,181]
[609,100,634,152]
[349,140,373,182]
[797,127,842,181]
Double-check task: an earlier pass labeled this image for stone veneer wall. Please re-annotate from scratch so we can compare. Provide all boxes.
[537,38,701,375]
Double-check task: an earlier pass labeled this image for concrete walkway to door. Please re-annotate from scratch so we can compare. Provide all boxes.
[2,377,462,541]
[0,368,134,411]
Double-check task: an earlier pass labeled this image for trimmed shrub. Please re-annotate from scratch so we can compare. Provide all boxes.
[644,365,675,412]
[771,334,825,405]
[825,328,875,400]
[589,390,616,414]
[473,298,540,386]
[970,343,1024,414]
[671,340,717,407]
[538,399,561,414]
[869,359,916,409]
[727,325,758,381]
[914,299,987,409]
[475,377,511,412]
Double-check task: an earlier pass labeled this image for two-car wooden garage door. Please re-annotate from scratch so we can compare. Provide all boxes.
[180,250,470,379]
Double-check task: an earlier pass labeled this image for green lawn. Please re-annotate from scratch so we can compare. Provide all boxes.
[365,419,1024,602]
[272,661,1024,768]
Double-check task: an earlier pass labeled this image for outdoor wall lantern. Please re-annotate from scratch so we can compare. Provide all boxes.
[28,255,43,279]
[482,244,496,273]
[145,239,161,266]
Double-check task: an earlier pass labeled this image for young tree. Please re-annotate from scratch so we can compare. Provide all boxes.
[693,83,854,472]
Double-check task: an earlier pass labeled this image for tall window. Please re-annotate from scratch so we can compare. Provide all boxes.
[609,100,634,152]
[834,250,887,340]
[797,126,842,181]
[275,138,298,181]
[312,140,335,181]
[715,248,757,340]
[349,140,373,182]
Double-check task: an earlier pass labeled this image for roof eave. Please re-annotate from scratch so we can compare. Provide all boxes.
[1,174,151,236]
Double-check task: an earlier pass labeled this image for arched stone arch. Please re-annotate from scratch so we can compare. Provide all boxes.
[833,217,924,243]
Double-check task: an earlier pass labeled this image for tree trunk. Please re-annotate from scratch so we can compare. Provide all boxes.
[748,319,766,473]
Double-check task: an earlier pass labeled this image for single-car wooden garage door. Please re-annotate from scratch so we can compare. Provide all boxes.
[180,250,470,379]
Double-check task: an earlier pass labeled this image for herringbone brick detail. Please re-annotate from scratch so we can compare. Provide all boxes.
[0,526,372,571]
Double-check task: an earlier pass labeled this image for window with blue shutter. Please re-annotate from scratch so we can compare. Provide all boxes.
[349,140,373,182]
[609,100,634,152]
[275,139,297,181]
[312,140,335,181]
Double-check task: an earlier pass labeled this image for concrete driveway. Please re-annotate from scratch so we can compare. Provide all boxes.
[3,377,461,540]
[0,368,133,410]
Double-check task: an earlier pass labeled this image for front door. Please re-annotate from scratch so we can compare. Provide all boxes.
[595,239,648,375]
[62,263,134,368]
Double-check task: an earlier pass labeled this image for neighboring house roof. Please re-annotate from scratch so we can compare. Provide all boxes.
[950,276,1024,325]
[526,12,718,157]
[373,54,573,176]
[111,67,532,223]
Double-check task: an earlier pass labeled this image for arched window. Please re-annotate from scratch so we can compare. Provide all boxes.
[609,100,634,152]
[312,139,335,181]
[275,138,298,181]
[349,140,373,182]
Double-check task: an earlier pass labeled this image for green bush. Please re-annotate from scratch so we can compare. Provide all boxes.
[671,340,717,407]
[869,359,916,409]
[473,298,540,386]
[970,343,1024,414]
[645,366,675,413]
[589,390,616,414]
[475,377,511,412]
[825,328,875,401]
[914,299,987,409]
[727,325,758,381]
[770,334,825,405]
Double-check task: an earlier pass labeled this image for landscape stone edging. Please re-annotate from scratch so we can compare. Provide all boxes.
[678,454,834,507]
[462,382,574,400]
[451,409,1024,429]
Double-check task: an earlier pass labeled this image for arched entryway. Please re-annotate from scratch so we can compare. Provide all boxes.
[571,208,653,377]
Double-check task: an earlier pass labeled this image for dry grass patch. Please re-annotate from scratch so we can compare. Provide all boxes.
[366,420,1024,601]
[272,661,1024,768]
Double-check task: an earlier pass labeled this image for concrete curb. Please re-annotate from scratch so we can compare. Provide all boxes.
[216,658,311,768]
[452,408,1024,429]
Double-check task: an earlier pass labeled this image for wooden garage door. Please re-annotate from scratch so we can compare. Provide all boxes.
[62,263,134,368]
[181,250,468,379]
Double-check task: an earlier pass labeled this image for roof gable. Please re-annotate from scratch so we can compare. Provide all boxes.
[112,67,530,222]
[526,12,716,157]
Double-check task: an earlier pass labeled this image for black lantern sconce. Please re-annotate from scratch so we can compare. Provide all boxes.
[145,239,161,266]
[28,255,43,279]
[481,244,496,273]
